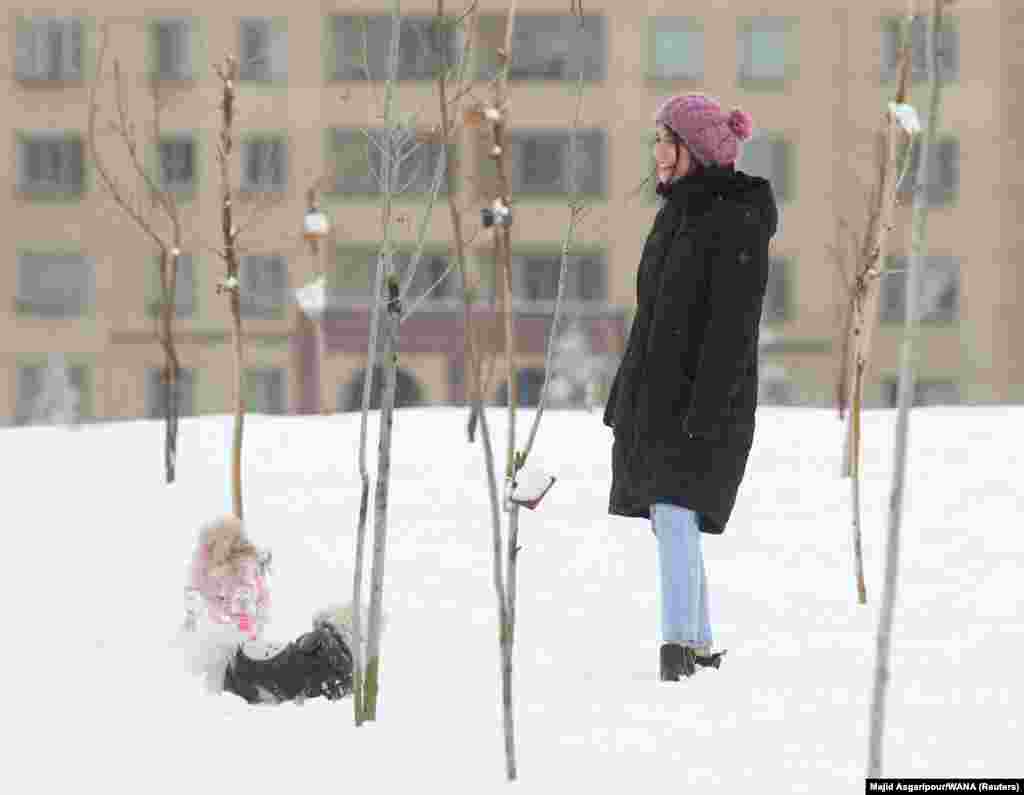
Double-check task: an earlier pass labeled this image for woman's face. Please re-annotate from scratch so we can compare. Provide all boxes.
[654,124,691,184]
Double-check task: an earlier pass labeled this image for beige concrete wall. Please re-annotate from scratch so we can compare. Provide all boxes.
[3,0,1022,425]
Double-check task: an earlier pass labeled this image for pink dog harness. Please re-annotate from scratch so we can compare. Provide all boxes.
[189,544,271,639]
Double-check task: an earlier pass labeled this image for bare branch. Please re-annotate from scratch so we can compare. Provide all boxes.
[87,27,164,250]
[521,46,588,463]
[112,58,175,222]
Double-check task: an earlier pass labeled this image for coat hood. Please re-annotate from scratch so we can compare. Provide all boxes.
[659,165,778,240]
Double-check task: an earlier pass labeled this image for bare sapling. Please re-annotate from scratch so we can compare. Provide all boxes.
[868,0,945,778]
[452,0,588,779]
[211,55,248,520]
[87,27,186,483]
[353,0,460,724]
[838,7,916,605]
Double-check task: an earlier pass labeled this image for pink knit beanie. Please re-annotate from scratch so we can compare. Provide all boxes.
[654,93,754,167]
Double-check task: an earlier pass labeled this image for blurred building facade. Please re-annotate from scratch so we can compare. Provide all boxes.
[3,0,1022,424]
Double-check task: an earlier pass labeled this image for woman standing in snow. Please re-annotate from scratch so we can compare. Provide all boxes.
[603,94,778,681]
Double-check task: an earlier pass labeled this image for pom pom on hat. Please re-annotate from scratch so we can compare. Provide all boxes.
[728,109,754,141]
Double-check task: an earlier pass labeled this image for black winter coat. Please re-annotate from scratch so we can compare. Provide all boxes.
[604,165,778,534]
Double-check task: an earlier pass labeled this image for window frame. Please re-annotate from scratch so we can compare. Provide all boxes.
[245,367,287,414]
[239,254,289,319]
[504,128,607,199]
[329,245,379,305]
[762,256,791,324]
[737,16,798,90]
[15,17,84,83]
[15,358,92,425]
[157,133,198,195]
[328,127,452,199]
[150,17,195,82]
[239,17,288,82]
[504,246,608,309]
[146,366,196,419]
[146,251,196,318]
[475,13,606,82]
[15,250,94,317]
[880,255,960,326]
[329,14,456,82]
[737,132,794,203]
[880,15,959,84]
[648,17,704,82]
[16,131,86,200]
[400,248,459,305]
[240,134,289,193]
[897,135,960,208]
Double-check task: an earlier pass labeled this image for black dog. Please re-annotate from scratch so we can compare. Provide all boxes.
[223,620,353,704]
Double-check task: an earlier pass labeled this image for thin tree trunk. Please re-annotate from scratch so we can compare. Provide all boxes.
[492,3,518,779]
[216,56,245,520]
[436,1,515,779]
[840,7,915,604]
[869,0,943,778]
[364,280,401,722]
[158,247,182,484]
[352,0,401,725]
[230,286,245,520]
[850,370,867,604]
[88,30,184,484]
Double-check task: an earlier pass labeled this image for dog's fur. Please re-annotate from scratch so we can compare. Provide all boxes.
[197,515,259,579]
[312,602,379,655]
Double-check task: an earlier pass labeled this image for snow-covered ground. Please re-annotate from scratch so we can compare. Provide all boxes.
[3,406,1021,793]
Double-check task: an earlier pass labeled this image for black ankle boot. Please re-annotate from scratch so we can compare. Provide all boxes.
[695,650,726,670]
[659,643,697,681]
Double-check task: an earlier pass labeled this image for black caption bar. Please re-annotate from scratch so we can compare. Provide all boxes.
[866,780,1023,793]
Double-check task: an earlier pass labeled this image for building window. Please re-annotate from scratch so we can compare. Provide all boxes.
[245,368,286,414]
[158,136,195,192]
[330,128,448,196]
[241,136,287,192]
[404,251,457,302]
[758,363,798,406]
[496,368,546,407]
[762,257,790,323]
[340,366,424,412]
[738,17,795,85]
[898,137,959,207]
[881,256,959,325]
[18,134,85,197]
[240,255,287,318]
[650,18,703,80]
[152,19,193,81]
[882,377,960,408]
[16,252,92,317]
[464,252,497,303]
[16,359,89,425]
[330,247,377,303]
[240,18,287,81]
[331,130,377,195]
[331,15,455,81]
[738,134,793,202]
[512,251,606,304]
[15,17,83,82]
[505,130,605,197]
[882,15,959,83]
[147,253,195,317]
[477,14,605,81]
[146,367,195,419]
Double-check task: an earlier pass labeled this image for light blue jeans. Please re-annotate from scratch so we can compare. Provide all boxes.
[652,503,713,649]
